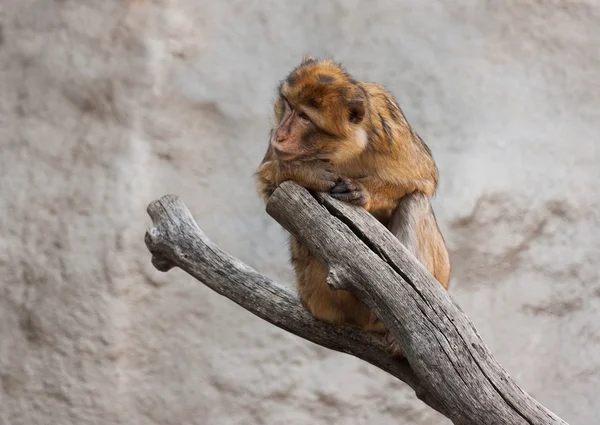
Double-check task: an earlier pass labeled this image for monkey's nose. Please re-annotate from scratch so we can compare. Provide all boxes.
[271,134,287,146]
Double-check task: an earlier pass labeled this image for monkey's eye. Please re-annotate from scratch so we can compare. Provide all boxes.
[298,112,310,122]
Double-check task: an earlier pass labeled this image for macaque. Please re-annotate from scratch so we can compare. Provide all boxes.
[256,56,450,355]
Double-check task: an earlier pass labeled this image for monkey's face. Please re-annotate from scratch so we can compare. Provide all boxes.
[270,58,368,163]
[269,96,323,161]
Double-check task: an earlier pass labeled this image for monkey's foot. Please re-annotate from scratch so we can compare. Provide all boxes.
[330,178,369,207]
[384,331,404,358]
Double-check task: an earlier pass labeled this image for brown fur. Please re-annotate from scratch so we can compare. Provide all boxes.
[256,57,450,355]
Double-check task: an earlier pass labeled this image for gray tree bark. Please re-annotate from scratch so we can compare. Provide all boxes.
[144,181,569,425]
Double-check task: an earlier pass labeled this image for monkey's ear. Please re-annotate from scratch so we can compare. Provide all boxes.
[348,99,365,124]
[301,55,316,65]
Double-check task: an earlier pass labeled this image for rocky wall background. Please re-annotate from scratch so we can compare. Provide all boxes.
[1,1,599,424]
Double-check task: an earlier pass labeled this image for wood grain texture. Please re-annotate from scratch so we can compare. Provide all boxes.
[143,193,427,408]
[145,183,569,425]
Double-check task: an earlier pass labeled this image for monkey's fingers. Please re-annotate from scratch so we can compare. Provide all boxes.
[384,331,405,358]
[331,178,361,194]
[316,180,338,191]
[313,171,342,190]
[330,190,367,206]
[324,172,343,184]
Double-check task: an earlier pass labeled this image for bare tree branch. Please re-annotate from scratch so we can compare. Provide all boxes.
[143,193,430,410]
[144,182,569,425]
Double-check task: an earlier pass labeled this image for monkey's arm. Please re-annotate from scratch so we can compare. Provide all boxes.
[361,175,436,207]
[329,180,450,287]
[330,175,435,213]
[387,192,450,288]
[256,148,340,203]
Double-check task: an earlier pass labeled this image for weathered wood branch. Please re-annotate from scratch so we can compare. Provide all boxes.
[144,182,569,425]
[143,192,426,409]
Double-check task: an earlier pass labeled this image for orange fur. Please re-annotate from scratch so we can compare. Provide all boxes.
[256,57,450,354]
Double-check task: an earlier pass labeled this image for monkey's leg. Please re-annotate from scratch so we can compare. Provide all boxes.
[387,192,450,289]
[381,192,451,356]
[290,238,385,333]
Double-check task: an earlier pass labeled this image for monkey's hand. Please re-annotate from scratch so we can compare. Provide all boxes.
[257,159,340,202]
[330,177,371,209]
[286,160,341,192]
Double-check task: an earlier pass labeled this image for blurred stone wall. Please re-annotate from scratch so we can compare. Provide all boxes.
[1,1,599,424]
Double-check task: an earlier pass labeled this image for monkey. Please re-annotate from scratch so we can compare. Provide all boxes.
[256,56,450,355]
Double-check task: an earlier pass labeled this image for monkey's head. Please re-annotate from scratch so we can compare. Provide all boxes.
[270,56,369,163]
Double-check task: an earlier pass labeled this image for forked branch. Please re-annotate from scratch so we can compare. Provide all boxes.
[144,182,569,425]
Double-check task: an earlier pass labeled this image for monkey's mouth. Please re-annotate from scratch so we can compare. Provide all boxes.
[272,147,298,160]
[273,147,326,163]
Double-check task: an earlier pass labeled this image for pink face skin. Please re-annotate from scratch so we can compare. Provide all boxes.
[270,99,313,160]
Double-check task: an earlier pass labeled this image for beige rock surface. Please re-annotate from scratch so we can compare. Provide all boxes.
[1,1,599,424]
